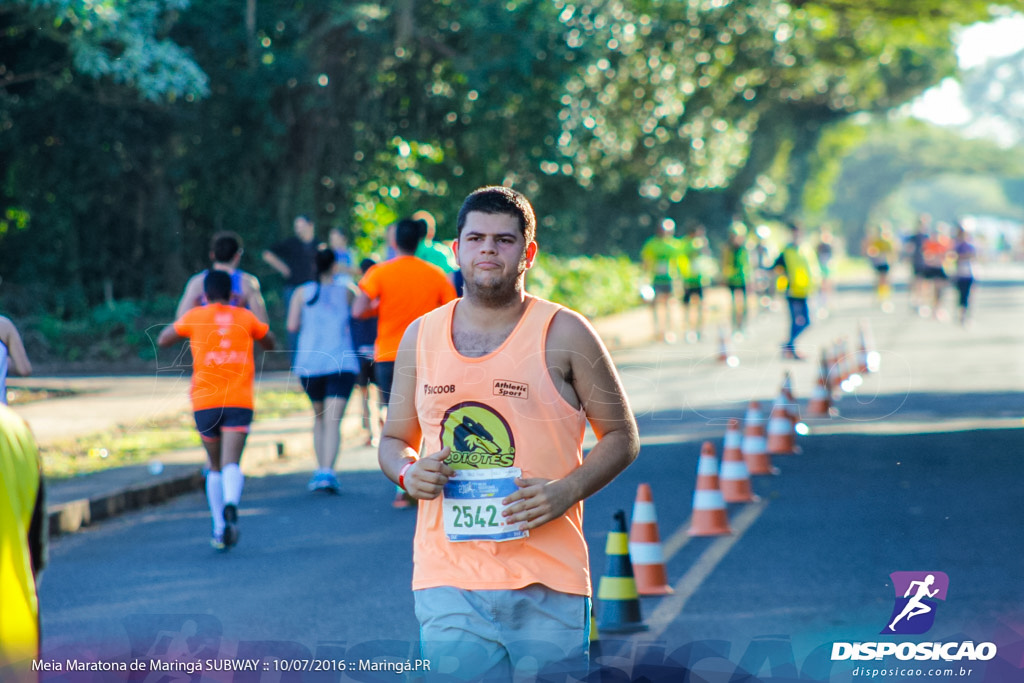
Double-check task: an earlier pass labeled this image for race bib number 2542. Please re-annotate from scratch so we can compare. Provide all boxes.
[442,468,528,542]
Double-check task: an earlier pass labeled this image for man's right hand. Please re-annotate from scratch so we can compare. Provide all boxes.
[404,447,454,500]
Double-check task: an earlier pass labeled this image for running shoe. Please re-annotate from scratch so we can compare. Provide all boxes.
[321,471,341,494]
[781,346,806,361]
[222,504,240,547]
[308,471,341,493]
[307,472,326,492]
[210,533,226,551]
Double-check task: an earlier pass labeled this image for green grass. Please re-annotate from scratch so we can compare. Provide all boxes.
[7,386,78,405]
[40,389,310,479]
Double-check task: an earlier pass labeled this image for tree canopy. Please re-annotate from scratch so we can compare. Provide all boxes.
[960,46,1024,147]
[2,0,1023,318]
[823,118,1024,244]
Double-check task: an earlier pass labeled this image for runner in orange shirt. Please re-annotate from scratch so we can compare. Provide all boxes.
[353,217,457,508]
[352,217,457,410]
[921,224,953,321]
[158,271,276,550]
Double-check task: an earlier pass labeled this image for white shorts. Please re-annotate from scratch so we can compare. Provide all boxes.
[414,583,590,681]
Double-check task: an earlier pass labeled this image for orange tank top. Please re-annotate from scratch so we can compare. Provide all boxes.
[412,297,590,595]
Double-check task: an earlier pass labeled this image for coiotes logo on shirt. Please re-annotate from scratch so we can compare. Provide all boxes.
[882,571,949,635]
[440,401,516,469]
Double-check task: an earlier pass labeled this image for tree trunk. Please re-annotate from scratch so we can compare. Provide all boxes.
[246,0,257,68]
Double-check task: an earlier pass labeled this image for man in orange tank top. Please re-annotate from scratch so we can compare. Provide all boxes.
[379,186,640,680]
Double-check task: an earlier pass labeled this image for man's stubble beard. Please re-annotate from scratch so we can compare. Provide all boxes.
[462,255,528,309]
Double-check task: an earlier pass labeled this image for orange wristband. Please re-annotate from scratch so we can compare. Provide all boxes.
[398,461,415,491]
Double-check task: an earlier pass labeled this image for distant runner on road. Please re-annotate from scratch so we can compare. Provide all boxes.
[175,231,268,323]
[773,222,820,361]
[159,270,275,551]
[640,218,681,343]
[287,245,360,494]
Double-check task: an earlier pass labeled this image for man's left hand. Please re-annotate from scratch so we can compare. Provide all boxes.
[502,478,574,531]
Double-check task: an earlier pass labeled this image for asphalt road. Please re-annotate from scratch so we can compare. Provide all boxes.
[36,267,1024,682]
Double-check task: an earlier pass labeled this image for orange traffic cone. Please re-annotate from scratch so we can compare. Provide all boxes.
[783,372,808,434]
[742,401,778,475]
[720,418,758,503]
[839,336,864,391]
[858,319,880,374]
[827,341,841,387]
[628,484,673,596]
[805,371,834,418]
[717,326,738,366]
[774,371,801,426]
[597,510,648,633]
[856,328,869,375]
[837,338,858,390]
[781,370,797,401]
[688,441,732,536]
[766,402,797,455]
[823,348,841,397]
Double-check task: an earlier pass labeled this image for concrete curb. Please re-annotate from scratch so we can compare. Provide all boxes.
[49,468,205,537]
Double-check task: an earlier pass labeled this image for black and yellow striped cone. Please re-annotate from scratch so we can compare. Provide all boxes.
[597,509,648,633]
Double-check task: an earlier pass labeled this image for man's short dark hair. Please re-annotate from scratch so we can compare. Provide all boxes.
[456,186,536,244]
[210,231,242,264]
[395,218,424,254]
[204,270,233,303]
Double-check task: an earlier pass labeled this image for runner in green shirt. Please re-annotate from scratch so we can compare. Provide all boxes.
[640,219,681,342]
[721,223,751,336]
[677,223,712,342]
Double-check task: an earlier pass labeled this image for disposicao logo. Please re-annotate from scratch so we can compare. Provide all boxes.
[882,571,948,635]
[831,571,998,663]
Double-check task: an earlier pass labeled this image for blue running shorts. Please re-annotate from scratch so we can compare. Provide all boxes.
[194,407,253,440]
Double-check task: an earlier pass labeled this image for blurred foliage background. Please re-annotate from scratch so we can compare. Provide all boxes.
[2,0,1024,365]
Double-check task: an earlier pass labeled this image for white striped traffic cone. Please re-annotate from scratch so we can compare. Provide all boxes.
[628,483,673,595]
[742,401,778,475]
[720,418,758,503]
[806,372,833,418]
[766,402,797,455]
[688,441,732,536]
[717,326,738,366]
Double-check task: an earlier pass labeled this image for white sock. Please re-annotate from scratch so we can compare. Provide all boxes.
[222,463,244,506]
[206,471,225,535]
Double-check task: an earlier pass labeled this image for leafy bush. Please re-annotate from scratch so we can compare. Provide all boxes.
[18,296,178,366]
[527,254,644,319]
